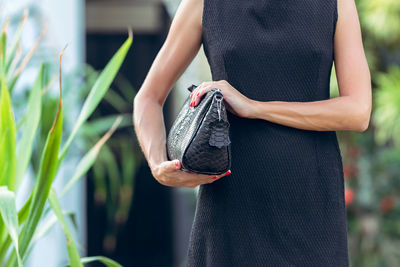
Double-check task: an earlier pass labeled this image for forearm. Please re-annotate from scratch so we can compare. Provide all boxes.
[133,94,168,171]
[248,95,370,132]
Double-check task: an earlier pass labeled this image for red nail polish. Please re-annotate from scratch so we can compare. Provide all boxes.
[190,92,193,97]
[225,170,231,175]
[197,92,199,96]
[212,176,217,179]
[175,161,179,167]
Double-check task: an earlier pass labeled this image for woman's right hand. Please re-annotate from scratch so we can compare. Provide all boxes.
[151,159,231,188]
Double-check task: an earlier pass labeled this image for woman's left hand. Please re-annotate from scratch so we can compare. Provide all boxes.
[189,80,254,118]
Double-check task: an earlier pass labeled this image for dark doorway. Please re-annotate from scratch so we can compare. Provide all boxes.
[85,1,177,266]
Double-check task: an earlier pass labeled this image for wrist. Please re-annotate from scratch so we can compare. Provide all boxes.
[247,99,260,119]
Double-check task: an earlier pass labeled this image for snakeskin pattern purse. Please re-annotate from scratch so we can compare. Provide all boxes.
[166,84,232,175]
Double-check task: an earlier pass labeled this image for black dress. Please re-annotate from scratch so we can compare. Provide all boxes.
[186,0,349,266]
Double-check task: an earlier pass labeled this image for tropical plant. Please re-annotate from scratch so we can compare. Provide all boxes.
[80,66,142,253]
[0,11,133,266]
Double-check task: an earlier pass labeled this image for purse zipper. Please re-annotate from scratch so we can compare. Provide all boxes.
[213,88,223,121]
[216,96,223,121]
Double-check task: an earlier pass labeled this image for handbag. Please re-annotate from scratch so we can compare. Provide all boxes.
[166,84,232,175]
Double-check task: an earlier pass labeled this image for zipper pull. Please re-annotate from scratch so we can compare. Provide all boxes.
[216,96,223,121]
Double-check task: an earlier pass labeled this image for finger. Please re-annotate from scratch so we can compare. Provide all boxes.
[192,84,213,107]
[190,82,204,99]
[190,87,196,99]
[201,169,232,184]
[165,159,181,172]
[189,87,198,106]
[200,175,221,185]
[190,82,204,98]
[189,86,200,106]
[192,81,212,98]
[213,169,231,180]
[190,82,204,104]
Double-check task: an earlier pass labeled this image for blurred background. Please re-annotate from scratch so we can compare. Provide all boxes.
[0,0,399,266]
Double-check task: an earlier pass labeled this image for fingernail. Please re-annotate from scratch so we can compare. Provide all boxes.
[225,170,231,175]
[212,176,217,179]
[175,161,179,167]
[196,92,199,96]
[190,92,193,97]
[190,102,193,107]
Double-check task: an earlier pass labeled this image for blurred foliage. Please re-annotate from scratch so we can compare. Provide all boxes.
[2,3,143,260]
[328,0,400,266]
[0,10,132,266]
[372,66,400,148]
[81,65,142,254]
[358,0,400,46]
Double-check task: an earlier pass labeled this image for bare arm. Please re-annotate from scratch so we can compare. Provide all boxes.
[134,0,202,170]
[133,0,230,187]
[246,0,372,132]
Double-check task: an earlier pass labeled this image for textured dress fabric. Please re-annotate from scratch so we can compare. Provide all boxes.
[186,0,349,266]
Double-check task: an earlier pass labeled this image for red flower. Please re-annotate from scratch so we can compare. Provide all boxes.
[345,188,355,206]
[343,165,358,180]
[380,195,396,213]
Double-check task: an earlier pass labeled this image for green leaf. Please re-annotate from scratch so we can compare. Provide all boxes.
[33,211,74,243]
[0,193,31,263]
[33,116,121,261]
[48,189,83,267]
[0,32,6,71]
[104,89,130,112]
[0,186,23,267]
[79,256,122,267]
[21,210,76,260]
[60,116,122,198]
[15,64,44,187]
[58,36,132,164]
[8,24,46,93]
[12,53,65,263]
[0,74,17,192]
[5,10,28,75]
[80,114,132,137]
[17,81,63,260]
[17,194,31,224]
[114,73,136,102]
[0,235,11,263]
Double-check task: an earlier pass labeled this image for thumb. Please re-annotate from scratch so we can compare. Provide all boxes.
[171,159,181,170]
